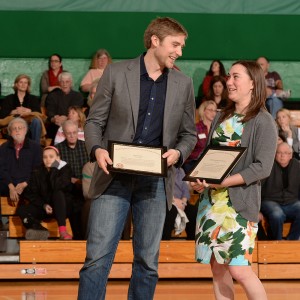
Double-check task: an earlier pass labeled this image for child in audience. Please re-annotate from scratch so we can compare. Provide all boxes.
[17,146,73,240]
[54,106,86,145]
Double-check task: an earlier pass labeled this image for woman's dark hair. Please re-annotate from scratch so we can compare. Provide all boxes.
[206,60,226,77]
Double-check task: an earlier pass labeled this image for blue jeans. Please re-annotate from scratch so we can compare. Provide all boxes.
[78,174,166,300]
[265,96,283,118]
[29,117,42,143]
[261,200,300,240]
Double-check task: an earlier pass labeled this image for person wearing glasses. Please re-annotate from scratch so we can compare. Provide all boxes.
[40,53,64,107]
[0,117,42,227]
[260,142,300,240]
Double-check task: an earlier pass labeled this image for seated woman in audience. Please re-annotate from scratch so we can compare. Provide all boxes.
[276,108,300,159]
[54,106,86,145]
[80,49,112,93]
[0,74,45,143]
[183,100,217,174]
[40,53,63,106]
[201,60,226,98]
[17,146,74,240]
[204,75,228,109]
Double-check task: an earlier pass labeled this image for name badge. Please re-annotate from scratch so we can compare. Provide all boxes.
[198,133,206,139]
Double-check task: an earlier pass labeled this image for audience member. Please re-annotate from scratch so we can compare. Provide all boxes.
[276,108,299,159]
[204,75,228,109]
[84,79,99,117]
[183,100,217,173]
[56,120,89,239]
[45,71,84,139]
[54,106,86,145]
[40,53,63,106]
[17,146,73,240]
[0,117,42,199]
[0,118,42,225]
[162,168,190,240]
[257,56,291,118]
[261,142,300,240]
[0,74,45,143]
[201,60,226,98]
[80,49,112,93]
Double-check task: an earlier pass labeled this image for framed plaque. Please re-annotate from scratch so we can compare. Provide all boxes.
[108,141,168,177]
[183,146,247,183]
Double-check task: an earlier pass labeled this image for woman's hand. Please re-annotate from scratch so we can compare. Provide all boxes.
[190,179,210,193]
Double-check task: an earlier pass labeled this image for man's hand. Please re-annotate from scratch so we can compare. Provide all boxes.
[162,149,180,167]
[95,148,113,175]
[173,197,187,211]
[52,115,67,126]
[9,185,19,204]
[15,182,28,195]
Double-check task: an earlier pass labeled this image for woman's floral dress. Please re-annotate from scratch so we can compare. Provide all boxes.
[195,113,258,266]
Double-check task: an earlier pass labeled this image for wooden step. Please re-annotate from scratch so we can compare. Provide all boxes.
[19,240,258,264]
[1,196,17,215]
[257,241,300,263]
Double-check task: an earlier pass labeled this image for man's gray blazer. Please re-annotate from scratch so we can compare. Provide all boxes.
[84,56,197,208]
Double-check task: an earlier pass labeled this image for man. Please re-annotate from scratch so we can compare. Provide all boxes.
[261,142,300,240]
[56,120,89,239]
[256,56,291,118]
[45,71,84,139]
[78,17,197,299]
[0,117,42,226]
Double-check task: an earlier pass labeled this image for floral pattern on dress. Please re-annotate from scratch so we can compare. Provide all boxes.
[195,113,258,266]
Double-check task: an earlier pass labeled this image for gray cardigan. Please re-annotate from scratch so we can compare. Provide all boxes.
[207,110,278,222]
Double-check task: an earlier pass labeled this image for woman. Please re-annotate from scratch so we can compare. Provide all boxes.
[54,106,86,145]
[276,108,299,159]
[17,146,73,240]
[183,100,217,173]
[191,61,277,299]
[80,49,112,92]
[201,60,227,97]
[205,75,228,109]
[0,74,44,143]
[40,53,63,106]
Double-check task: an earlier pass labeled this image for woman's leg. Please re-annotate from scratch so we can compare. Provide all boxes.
[210,255,234,300]
[229,265,267,300]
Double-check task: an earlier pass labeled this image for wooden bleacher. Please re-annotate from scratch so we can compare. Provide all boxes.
[1,197,300,280]
[1,196,72,239]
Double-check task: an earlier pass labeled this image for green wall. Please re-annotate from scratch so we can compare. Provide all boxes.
[1,9,300,100]
[0,11,300,61]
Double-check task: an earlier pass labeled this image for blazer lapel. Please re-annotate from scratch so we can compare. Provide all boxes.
[125,58,140,130]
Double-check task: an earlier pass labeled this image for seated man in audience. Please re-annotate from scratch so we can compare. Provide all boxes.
[45,71,84,139]
[256,56,291,118]
[56,120,89,239]
[261,142,300,240]
[0,117,42,226]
